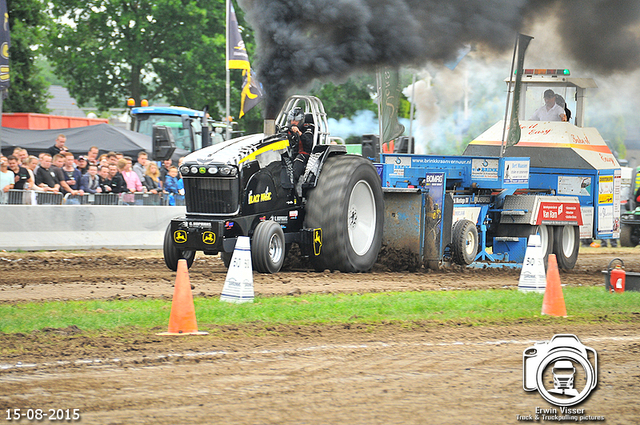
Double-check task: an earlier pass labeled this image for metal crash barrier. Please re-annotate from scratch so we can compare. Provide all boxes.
[0,190,64,205]
[2,190,183,206]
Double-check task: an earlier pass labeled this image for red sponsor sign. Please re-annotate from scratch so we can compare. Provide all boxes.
[536,201,583,225]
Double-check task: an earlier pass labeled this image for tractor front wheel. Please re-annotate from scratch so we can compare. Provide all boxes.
[163,224,196,271]
[252,220,286,273]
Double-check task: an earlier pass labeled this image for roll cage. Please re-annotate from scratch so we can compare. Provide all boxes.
[275,95,330,147]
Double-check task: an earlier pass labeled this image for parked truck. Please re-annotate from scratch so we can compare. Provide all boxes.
[131,105,232,159]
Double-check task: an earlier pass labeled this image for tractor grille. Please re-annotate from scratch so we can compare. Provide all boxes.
[184,176,240,215]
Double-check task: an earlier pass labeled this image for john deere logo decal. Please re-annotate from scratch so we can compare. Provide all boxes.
[202,231,216,245]
[313,228,322,256]
[173,230,187,243]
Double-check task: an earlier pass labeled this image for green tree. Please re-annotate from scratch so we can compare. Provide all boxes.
[309,77,377,120]
[149,0,250,117]
[35,56,65,86]
[48,0,249,117]
[4,0,51,113]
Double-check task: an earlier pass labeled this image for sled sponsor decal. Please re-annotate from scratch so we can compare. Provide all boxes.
[313,228,322,256]
[536,202,582,225]
[558,176,592,197]
[471,158,499,180]
[598,175,614,204]
[503,159,529,185]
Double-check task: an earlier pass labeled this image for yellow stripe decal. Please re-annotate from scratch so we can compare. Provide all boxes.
[239,139,290,164]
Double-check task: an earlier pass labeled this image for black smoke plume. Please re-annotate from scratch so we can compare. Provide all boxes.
[237,0,640,117]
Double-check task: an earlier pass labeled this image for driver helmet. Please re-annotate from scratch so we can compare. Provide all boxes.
[288,107,305,127]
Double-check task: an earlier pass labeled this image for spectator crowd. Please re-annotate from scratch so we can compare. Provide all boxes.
[0,133,185,205]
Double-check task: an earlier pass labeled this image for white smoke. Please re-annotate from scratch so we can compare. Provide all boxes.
[328,110,379,138]
[392,13,640,155]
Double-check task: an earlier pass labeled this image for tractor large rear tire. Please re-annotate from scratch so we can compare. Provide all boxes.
[305,155,384,272]
[163,224,196,271]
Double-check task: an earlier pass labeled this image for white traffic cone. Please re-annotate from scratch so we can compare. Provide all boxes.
[518,234,547,293]
[220,236,254,303]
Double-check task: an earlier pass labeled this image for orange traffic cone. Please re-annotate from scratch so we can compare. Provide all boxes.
[157,259,208,335]
[541,254,567,317]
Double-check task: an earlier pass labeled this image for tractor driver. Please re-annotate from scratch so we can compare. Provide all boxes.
[286,107,314,183]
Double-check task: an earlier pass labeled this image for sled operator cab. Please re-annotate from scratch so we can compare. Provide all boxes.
[155,95,384,275]
[463,68,621,269]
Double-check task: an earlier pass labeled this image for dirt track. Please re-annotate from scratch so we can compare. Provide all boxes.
[1,247,639,424]
[0,247,629,303]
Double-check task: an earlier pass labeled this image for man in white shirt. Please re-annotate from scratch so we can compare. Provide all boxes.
[530,89,567,121]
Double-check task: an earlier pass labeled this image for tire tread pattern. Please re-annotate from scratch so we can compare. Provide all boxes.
[451,220,478,265]
[252,220,286,273]
[305,155,384,272]
[553,225,580,271]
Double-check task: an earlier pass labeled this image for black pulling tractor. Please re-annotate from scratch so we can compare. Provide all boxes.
[157,96,384,273]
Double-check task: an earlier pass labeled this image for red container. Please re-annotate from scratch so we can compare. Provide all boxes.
[610,266,626,293]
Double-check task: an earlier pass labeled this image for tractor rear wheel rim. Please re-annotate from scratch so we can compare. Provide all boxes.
[348,180,376,256]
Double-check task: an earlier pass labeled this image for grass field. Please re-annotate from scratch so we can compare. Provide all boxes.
[1,287,639,334]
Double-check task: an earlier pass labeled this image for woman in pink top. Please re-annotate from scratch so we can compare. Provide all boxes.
[120,158,144,193]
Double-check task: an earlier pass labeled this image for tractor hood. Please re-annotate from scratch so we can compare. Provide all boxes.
[464,121,619,170]
[182,132,290,167]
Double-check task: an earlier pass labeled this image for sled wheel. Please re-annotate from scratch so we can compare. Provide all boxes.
[451,219,478,265]
[553,225,580,271]
[535,225,554,267]
[252,220,286,273]
[620,224,640,247]
[163,224,196,271]
[305,155,384,272]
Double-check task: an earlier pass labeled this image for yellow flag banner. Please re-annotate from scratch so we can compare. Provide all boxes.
[227,2,250,70]
[240,69,264,118]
